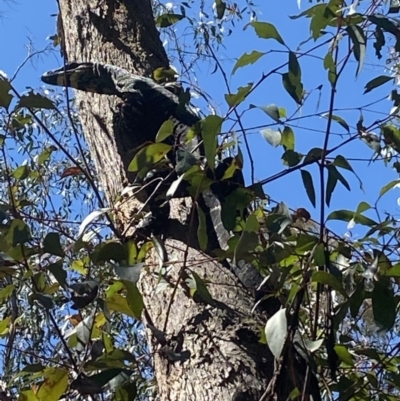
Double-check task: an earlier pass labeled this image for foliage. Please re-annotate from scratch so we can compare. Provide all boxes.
[2,0,400,400]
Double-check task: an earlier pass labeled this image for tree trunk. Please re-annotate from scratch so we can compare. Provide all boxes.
[57,1,310,400]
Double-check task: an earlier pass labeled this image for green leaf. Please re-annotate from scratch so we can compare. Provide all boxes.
[385,263,400,277]
[261,128,281,147]
[334,345,354,366]
[304,147,322,163]
[373,26,385,59]
[355,201,371,215]
[323,52,337,86]
[312,271,346,296]
[300,170,316,208]
[288,51,301,81]
[252,104,281,122]
[13,165,30,180]
[196,202,208,251]
[381,124,400,153]
[321,114,350,132]
[326,166,337,207]
[290,2,340,40]
[38,146,57,165]
[372,282,396,331]
[201,115,223,172]
[327,209,377,227]
[175,149,198,175]
[128,143,171,178]
[265,309,287,358]
[123,280,144,319]
[281,126,295,151]
[43,233,65,257]
[225,84,253,108]
[215,0,226,19]
[155,120,174,142]
[156,14,184,28]
[248,21,285,45]
[232,50,266,75]
[0,78,13,109]
[96,242,127,263]
[364,75,393,94]
[114,263,143,284]
[346,25,366,77]
[106,293,138,319]
[327,165,350,191]
[282,72,304,105]
[5,219,32,246]
[313,243,326,267]
[17,91,56,110]
[379,179,400,198]
[36,367,68,401]
[186,271,214,305]
[47,262,67,288]
[282,150,303,167]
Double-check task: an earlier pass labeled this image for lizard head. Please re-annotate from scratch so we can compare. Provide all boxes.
[41,62,121,95]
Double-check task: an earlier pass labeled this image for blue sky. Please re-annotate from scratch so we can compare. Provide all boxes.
[1,0,399,239]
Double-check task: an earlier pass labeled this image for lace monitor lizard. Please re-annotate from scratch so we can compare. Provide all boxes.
[41,62,243,255]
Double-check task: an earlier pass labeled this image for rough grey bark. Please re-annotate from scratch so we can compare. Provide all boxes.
[57,1,310,400]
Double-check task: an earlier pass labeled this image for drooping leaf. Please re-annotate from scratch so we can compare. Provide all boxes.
[334,345,354,366]
[379,179,400,199]
[280,126,295,151]
[312,271,346,296]
[253,104,281,122]
[17,91,56,110]
[225,84,253,108]
[156,14,184,27]
[325,164,351,207]
[323,52,337,86]
[215,0,226,19]
[326,166,337,207]
[47,262,67,288]
[36,367,68,401]
[115,263,143,284]
[321,113,350,132]
[300,169,316,207]
[43,233,65,257]
[106,293,137,319]
[261,128,281,147]
[123,280,144,319]
[290,2,340,40]
[201,115,223,172]
[265,308,287,358]
[96,242,126,263]
[13,165,30,180]
[186,271,214,305]
[282,72,304,105]
[346,24,366,77]
[196,202,208,251]
[373,26,385,59]
[282,150,303,167]
[0,78,13,109]
[304,147,322,163]
[381,124,400,153]
[364,75,393,94]
[248,21,285,45]
[5,219,32,246]
[232,50,266,75]
[327,209,377,226]
[128,143,172,178]
[155,120,174,142]
[372,282,396,331]
[288,51,302,81]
